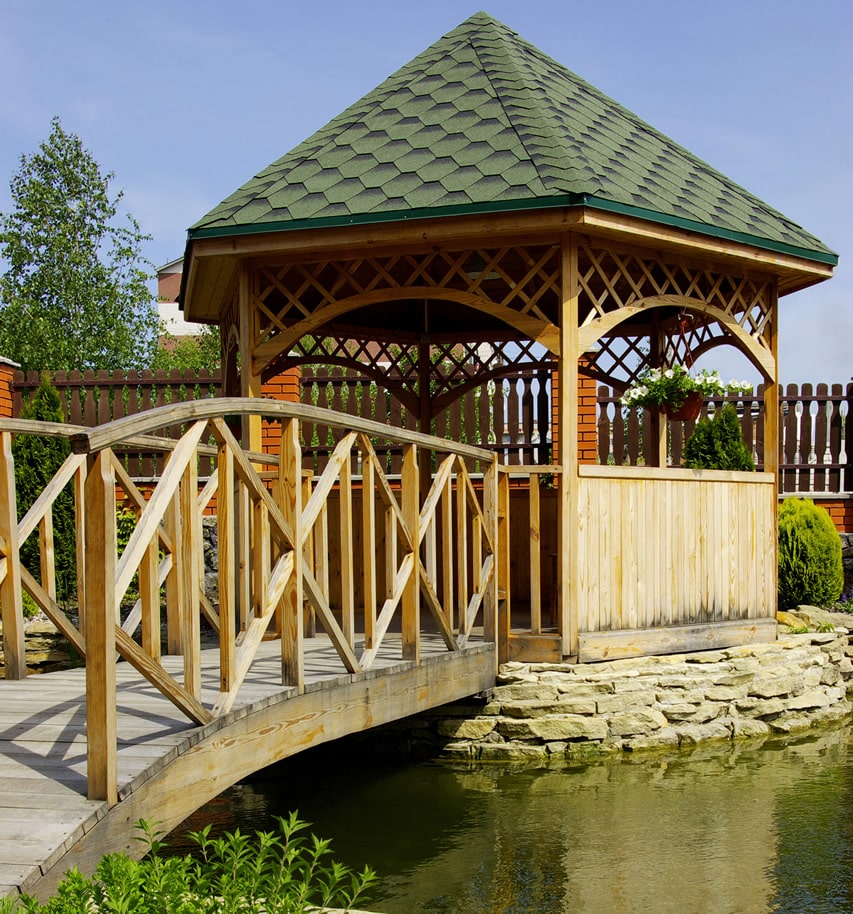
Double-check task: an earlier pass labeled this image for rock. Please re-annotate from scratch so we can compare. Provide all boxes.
[595,691,656,714]
[608,708,667,737]
[730,718,771,739]
[625,728,680,752]
[786,689,832,711]
[437,719,496,740]
[478,742,548,762]
[492,683,559,702]
[750,674,802,699]
[528,716,608,742]
[678,721,732,745]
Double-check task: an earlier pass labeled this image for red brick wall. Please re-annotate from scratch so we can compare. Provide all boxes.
[0,360,18,418]
[551,359,597,465]
[260,367,301,454]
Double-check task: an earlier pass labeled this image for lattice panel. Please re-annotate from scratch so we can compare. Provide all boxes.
[251,243,561,362]
[578,241,775,348]
[281,333,553,419]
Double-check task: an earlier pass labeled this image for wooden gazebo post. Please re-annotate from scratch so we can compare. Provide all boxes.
[558,234,580,658]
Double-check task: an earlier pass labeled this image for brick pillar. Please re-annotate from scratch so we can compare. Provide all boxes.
[0,358,20,418]
[260,367,302,455]
[551,357,597,465]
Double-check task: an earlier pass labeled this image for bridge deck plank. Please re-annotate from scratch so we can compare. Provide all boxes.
[0,632,492,901]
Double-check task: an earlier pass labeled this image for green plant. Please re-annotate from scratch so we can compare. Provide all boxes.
[621,365,751,410]
[683,404,755,471]
[13,377,77,604]
[777,498,844,609]
[0,117,158,373]
[19,813,378,914]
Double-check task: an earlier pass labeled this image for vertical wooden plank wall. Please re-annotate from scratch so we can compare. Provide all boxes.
[576,467,777,636]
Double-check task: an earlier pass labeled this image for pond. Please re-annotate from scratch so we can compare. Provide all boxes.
[167,725,853,914]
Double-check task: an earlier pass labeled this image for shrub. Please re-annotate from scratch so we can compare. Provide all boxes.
[778,498,843,608]
[683,403,755,471]
[12,377,77,604]
[19,813,378,914]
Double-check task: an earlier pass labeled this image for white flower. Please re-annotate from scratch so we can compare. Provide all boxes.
[663,369,674,379]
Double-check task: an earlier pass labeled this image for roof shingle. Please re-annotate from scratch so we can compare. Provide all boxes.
[191,11,835,263]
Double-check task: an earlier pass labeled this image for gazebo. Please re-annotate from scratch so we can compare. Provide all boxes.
[180,12,836,662]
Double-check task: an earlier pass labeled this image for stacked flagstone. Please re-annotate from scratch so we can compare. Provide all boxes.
[423,631,853,761]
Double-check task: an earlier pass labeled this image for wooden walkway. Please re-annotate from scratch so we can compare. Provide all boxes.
[0,633,495,901]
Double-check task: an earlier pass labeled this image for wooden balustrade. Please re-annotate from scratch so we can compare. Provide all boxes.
[0,400,498,801]
[496,466,563,648]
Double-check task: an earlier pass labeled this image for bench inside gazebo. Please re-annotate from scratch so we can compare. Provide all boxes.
[180,12,836,663]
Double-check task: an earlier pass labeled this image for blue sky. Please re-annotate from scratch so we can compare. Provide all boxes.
[0,0,850,384]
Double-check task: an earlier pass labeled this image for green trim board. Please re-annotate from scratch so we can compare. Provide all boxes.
[189,12,836,267]
[189,194,838,268]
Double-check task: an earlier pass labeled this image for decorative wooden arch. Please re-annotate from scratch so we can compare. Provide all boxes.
[578,294,776,382]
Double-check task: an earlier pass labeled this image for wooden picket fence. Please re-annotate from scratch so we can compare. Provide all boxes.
[596,382,853,494]
[11,370,852,494]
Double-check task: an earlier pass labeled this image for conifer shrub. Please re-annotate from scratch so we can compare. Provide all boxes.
[777,498,843,608]
[12,377,77,604]
[683,403,755,471]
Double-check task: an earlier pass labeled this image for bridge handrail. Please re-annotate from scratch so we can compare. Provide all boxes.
[65,398,495,463]
[0,402,499,805]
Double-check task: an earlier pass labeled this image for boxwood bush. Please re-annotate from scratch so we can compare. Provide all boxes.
[778,498,843,609]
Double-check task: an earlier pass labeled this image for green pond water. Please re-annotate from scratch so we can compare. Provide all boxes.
[168,725,853,914]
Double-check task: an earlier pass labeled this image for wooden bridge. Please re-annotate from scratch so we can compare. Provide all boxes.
[0,400,501,900]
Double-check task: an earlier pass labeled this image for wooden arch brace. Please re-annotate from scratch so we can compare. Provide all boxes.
[251,286,562,374]
[577,294,776,381]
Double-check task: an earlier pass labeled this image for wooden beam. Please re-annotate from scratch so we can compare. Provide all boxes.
[238,263,263,453]
[559,234,580,657]
[0,432,26,679]
[280,418,304,690]
[578,619,778,663]
[401,445,420,662]
[83,450,117,804]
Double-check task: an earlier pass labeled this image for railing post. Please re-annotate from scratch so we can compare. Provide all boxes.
[0,431,26,679]
[401,443,420,662]
[164,493,183,654]
[482,455,498,648]
[218,441,236,695]
[84,449,117,804]
[180,458,201,698]
[496,467,511,663]
[280,417,304,690]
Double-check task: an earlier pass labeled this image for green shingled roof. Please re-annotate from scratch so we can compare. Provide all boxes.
[190,12,836,265]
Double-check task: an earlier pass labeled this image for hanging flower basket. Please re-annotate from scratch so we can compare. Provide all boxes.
[621,365,752,417]
[660,390,703,420]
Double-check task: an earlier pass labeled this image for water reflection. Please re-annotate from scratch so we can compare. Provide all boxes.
[168,726,853,914]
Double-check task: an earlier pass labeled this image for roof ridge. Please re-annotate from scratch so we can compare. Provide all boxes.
[464,16,602,196]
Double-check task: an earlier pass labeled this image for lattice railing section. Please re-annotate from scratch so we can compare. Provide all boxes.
[578,239,775,387]
[0,402,498,800]
[251,243,562,370]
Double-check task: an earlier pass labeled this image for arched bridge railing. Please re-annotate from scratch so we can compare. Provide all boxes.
[0,400,498,803]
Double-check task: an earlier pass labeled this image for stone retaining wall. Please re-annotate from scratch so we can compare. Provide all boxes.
[407,629,853,762]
